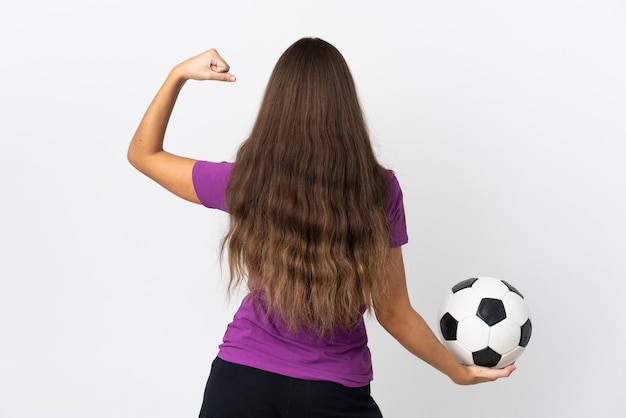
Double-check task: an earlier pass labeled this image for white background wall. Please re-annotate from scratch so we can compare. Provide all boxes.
[1,1,625,417]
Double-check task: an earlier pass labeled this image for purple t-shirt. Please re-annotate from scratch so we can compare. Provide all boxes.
[192,161,408,387]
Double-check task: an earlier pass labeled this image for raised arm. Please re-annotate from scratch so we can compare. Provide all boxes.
[373,247,516,385]
[127,49,236,203]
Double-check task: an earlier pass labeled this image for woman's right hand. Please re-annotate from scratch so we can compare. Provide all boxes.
[453,363,517,385]
[375,247,517,386]
[172,48,236,82]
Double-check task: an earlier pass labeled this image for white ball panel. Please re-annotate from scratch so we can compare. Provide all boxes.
[494,346,525,368]
[446,288,481,321]
[502,292,530,325]
[456,316,490,352]
[489,319,522,354]
[472,277,509,299]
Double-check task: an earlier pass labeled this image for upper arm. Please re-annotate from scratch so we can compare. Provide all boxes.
[373,246,412,325]
[128,149,200,204]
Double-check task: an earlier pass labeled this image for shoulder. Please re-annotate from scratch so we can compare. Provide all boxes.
[192,161,234,211]
[385,169,401,189]
[384,169,408,247]
[193,160,234,175]
[192,161,234,193]
[384,169,404,203]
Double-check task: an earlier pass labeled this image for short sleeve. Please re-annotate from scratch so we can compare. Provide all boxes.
[386,171,409,247]
[192,161,234,212]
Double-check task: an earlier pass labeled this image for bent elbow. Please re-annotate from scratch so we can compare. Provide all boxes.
[374,299,414,335]
[374,305,399,331]
[127,143,137,164]
[126,144,144,171]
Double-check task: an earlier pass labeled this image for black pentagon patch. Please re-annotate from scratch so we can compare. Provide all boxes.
[452,278,479,293]
[502,280,524,298]
[473,347,502,368]
[520,319,532,347]
[477,298,506,326]
[440,312,458,340]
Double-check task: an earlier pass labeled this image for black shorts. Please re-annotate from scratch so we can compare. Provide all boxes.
[199,357,383,418]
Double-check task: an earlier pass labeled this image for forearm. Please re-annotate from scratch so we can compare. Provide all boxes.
[378,304,518,384]
[379,307,468,384]
[127,68,187,168]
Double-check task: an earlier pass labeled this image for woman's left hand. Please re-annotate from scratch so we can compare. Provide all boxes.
[173,48,236,82]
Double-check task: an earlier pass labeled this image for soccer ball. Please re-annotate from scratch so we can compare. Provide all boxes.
[438,277,532,368]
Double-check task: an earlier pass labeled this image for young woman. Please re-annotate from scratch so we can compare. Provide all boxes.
[128,37,515,418]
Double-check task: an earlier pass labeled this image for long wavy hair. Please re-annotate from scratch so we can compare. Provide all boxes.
[222,38,390,336]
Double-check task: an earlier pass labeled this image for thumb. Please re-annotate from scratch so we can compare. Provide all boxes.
[214,72,236,82]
